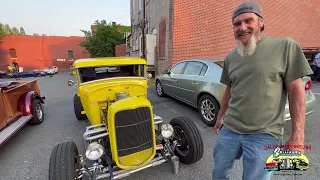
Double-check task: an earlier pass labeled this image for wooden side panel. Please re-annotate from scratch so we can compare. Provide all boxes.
[0,91,7,129]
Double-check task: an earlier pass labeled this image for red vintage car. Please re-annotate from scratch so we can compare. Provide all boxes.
[0,78,45,147]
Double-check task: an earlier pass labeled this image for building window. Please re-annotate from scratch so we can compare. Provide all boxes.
[158,18,166,58]
[146,20,150,34]
[138,0,142,11]
[68,50,74,60]
[135,38,138,51]
[9,48,17,59]
[132,0,135,15]
[139,33,143,56]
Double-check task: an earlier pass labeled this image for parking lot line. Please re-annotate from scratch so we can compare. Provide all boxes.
[313,92,320,96]
[160,102,205,132]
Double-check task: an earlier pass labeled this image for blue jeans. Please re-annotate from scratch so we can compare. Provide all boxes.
[212,125,282,180]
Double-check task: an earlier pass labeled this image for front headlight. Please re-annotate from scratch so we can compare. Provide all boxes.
[85,142,104,161]
[161,124,174,138]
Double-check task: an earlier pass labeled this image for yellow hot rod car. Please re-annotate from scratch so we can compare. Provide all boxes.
[48,57,204,180]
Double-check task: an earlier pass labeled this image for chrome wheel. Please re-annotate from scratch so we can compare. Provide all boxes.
[36,103,43,120]
[200,99,216,122]
[156,82,164,96]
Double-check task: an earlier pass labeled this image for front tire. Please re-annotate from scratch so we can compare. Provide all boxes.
[197,94,219,126]
[49,142,82,180]
[73,94,87,120]
[170,116,204,165]
[28,99,44,125]
[156,80,165,97]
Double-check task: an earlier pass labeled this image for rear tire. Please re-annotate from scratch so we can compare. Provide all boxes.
[197,94,219,126]
[28,99,44,125]
[73,94,87,120]
[49,142,82,180]
[170,116,204,165]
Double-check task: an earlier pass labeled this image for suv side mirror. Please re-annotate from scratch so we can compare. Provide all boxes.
[68,80,77,87]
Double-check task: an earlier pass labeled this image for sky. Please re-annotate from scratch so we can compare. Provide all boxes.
[0,0,131,36]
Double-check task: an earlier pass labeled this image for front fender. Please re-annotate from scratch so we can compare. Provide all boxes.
[17,91,45,116]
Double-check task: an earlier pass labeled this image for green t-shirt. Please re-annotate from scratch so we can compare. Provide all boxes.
[220,36,313,140]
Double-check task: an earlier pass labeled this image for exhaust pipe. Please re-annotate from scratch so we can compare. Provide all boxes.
[171,156,179,174]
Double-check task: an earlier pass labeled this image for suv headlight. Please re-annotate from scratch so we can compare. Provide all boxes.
[85,142,104,161]
[161,124,174,138]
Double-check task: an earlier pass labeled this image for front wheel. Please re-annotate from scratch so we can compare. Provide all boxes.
[156,80,165,97]
[49,142,82,180]
[73,94,87,120]
[170,116,204,165]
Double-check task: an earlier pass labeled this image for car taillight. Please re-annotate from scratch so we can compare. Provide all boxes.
[305,80,312,91]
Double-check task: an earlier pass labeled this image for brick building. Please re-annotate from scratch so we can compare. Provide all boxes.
[115,43,127,56]
[0,35,90,71]
[130,0,320,74]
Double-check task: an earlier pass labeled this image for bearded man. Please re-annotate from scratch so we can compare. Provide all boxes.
[212,2,313,180]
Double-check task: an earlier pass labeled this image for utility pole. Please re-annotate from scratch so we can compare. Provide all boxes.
[142,0,146,59]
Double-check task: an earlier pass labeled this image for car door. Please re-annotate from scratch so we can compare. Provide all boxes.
[160,62,187,96]
[177,61,207,105]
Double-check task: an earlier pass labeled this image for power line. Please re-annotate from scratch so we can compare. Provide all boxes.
[118,5,145,21]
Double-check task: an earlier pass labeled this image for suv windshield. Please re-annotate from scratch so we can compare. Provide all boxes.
[78,64,145,83]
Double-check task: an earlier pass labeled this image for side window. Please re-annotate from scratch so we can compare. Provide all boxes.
[200,64,208,76]
[183,62,204,76]
[170,62,186,74]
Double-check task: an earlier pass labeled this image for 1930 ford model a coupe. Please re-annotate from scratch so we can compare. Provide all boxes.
[48,57,204,180]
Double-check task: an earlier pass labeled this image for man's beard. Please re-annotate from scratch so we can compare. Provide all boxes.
[235,32,258,57]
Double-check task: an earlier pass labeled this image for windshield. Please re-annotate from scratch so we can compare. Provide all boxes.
[78,64,145,83]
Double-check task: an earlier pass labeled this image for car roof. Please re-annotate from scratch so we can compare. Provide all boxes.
[177,57,225,67]
[73,57,147,68]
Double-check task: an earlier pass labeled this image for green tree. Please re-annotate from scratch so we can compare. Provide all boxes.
[0,23,27,36]
[118,25,131,33]
[12,27,19,35]
[79,20,126,57]
[4,24,12,35]
[19,27,26,35]
[0,23,5,36]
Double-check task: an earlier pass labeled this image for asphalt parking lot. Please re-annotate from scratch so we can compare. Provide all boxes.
[0,73,319,180]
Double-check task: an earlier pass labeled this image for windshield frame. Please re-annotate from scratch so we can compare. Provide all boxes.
[76,64,147,86]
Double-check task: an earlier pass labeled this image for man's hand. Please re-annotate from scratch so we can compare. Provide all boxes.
[214,85,231,135]
[214,118,223,134]
[284,135,305,154]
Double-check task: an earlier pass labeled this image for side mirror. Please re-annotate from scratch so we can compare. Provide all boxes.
[162,70,170,74]
[68,80,77,87]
